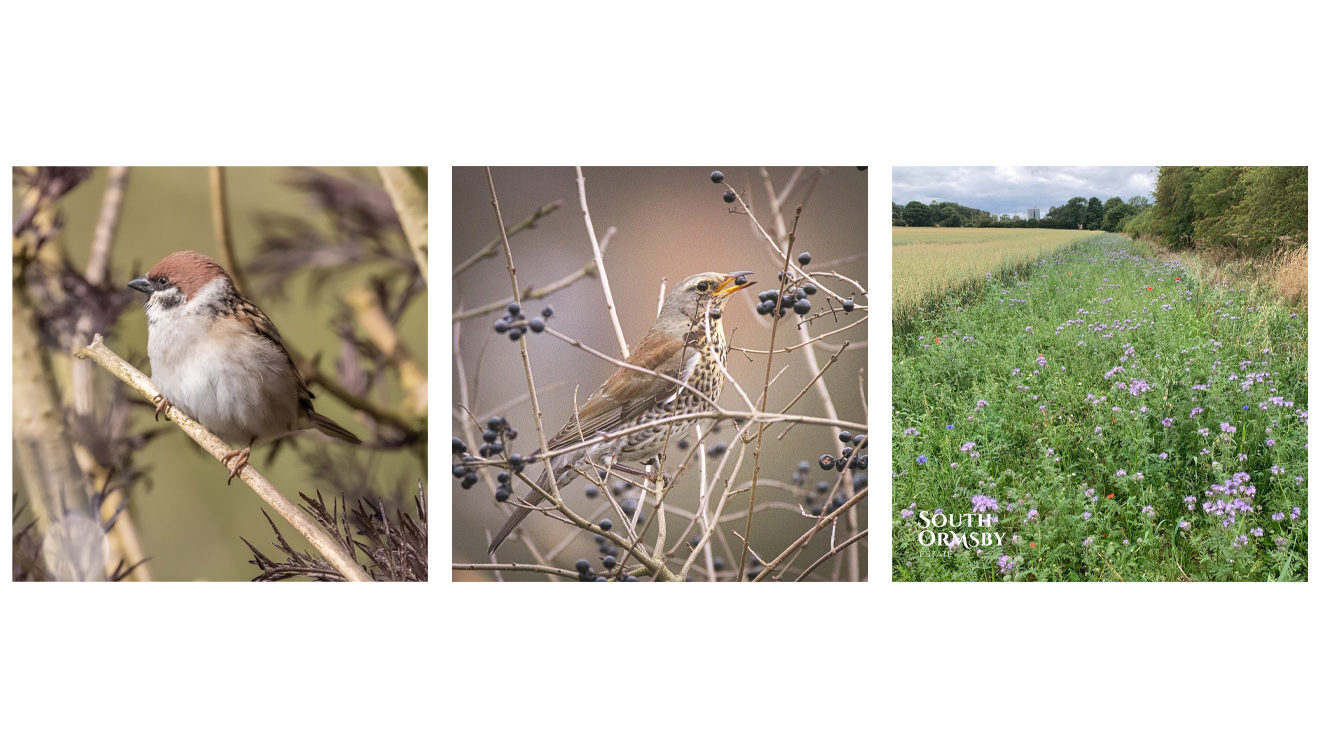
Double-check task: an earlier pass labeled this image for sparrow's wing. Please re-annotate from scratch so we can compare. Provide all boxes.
[540,331,690,453]
[232,294,317,414]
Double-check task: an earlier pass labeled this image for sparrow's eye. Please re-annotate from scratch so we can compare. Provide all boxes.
[696,281,710,293]
[155,276,170,289]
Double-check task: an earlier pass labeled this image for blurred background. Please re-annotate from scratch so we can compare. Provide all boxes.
[13,167,428,581]
[452,166,868,580]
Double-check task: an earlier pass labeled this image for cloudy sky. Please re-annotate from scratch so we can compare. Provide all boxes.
[892,166,1157,217]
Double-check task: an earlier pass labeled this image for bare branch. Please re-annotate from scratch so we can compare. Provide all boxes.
[575,166,629,358]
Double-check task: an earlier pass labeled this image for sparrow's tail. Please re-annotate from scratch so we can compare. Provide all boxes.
[311,412,362,445]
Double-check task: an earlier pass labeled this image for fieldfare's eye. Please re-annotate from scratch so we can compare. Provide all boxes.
[696,281,709,292]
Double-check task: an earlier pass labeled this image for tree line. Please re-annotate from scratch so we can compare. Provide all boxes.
[892,166,1306,255]
[892,195,1151,232]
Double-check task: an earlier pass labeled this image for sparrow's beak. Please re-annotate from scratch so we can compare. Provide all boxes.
[128,276,153,295]
[715,271,755,296]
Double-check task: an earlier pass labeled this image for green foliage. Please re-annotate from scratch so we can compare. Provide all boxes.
[1047,196,1088,229]
[938,211,965,228]
[903,200,933,227]
[1149,166,1306,254]
[1120,203,1154,237]
[1100,196,1134,232]
[892,202,907,226]
[1152,166,1199,247]
[1230,166,1308,251]
[1084,197,1104,230]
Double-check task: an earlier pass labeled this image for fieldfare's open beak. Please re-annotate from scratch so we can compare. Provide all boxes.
[716,271,755,296]
[128,276,153,295]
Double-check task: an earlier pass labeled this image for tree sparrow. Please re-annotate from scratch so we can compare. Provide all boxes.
[129,251,361,483]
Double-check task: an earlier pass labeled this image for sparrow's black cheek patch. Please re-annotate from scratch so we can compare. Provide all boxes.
[156,290,184,310]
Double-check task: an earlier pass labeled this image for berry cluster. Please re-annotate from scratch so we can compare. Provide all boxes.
[796,461,864,517]
[493,302,552,341]
[578,524,639,581]
[452,416,524,492]
[818,431,868,472]
[756,282,817,317]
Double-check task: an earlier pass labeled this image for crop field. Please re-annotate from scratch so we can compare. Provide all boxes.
[893,227,1103,324]
[892,234,1308,581]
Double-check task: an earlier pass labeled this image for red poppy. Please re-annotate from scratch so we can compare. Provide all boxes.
[1147,286,1153,290]
[1029,542,1036,548]
[1106,493,1114,499]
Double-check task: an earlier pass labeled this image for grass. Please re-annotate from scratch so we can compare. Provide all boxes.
[893,227,1104,327]
[892,234,1308,581]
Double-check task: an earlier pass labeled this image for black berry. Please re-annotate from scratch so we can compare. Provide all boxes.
[722,190,736,204]
[452,464,466,478]
[842,298,855,313]
[819,454,835,470]
[529,318,545,333]
[482,430,498,443]
[602,555,616,570]
[493,319,508,333]
[839,431,852,443]
[495,487,510,502]
[574,559,591,573]
[541,306,554,319]
[508,328,522,341]
[452,437,467,454]
[794,298,811,315]
[798,252,811,266]
[710,170,725,184]
[507,302,521,316]
[599,518,612,531]
[803,283,817,295]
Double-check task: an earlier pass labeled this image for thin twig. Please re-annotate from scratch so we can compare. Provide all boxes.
[453,259,599,322]
[794,529,868,581]
[453,562,579,580]
[575,166,629,358]
[738,207,802,581]
[731,314,868,356]
[453,200,562,278]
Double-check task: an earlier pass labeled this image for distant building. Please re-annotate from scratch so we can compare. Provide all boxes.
[1027,207,1040,220]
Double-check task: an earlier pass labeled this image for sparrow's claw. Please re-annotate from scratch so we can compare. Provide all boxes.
[222,447,251,485]
[153,394,173,421]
